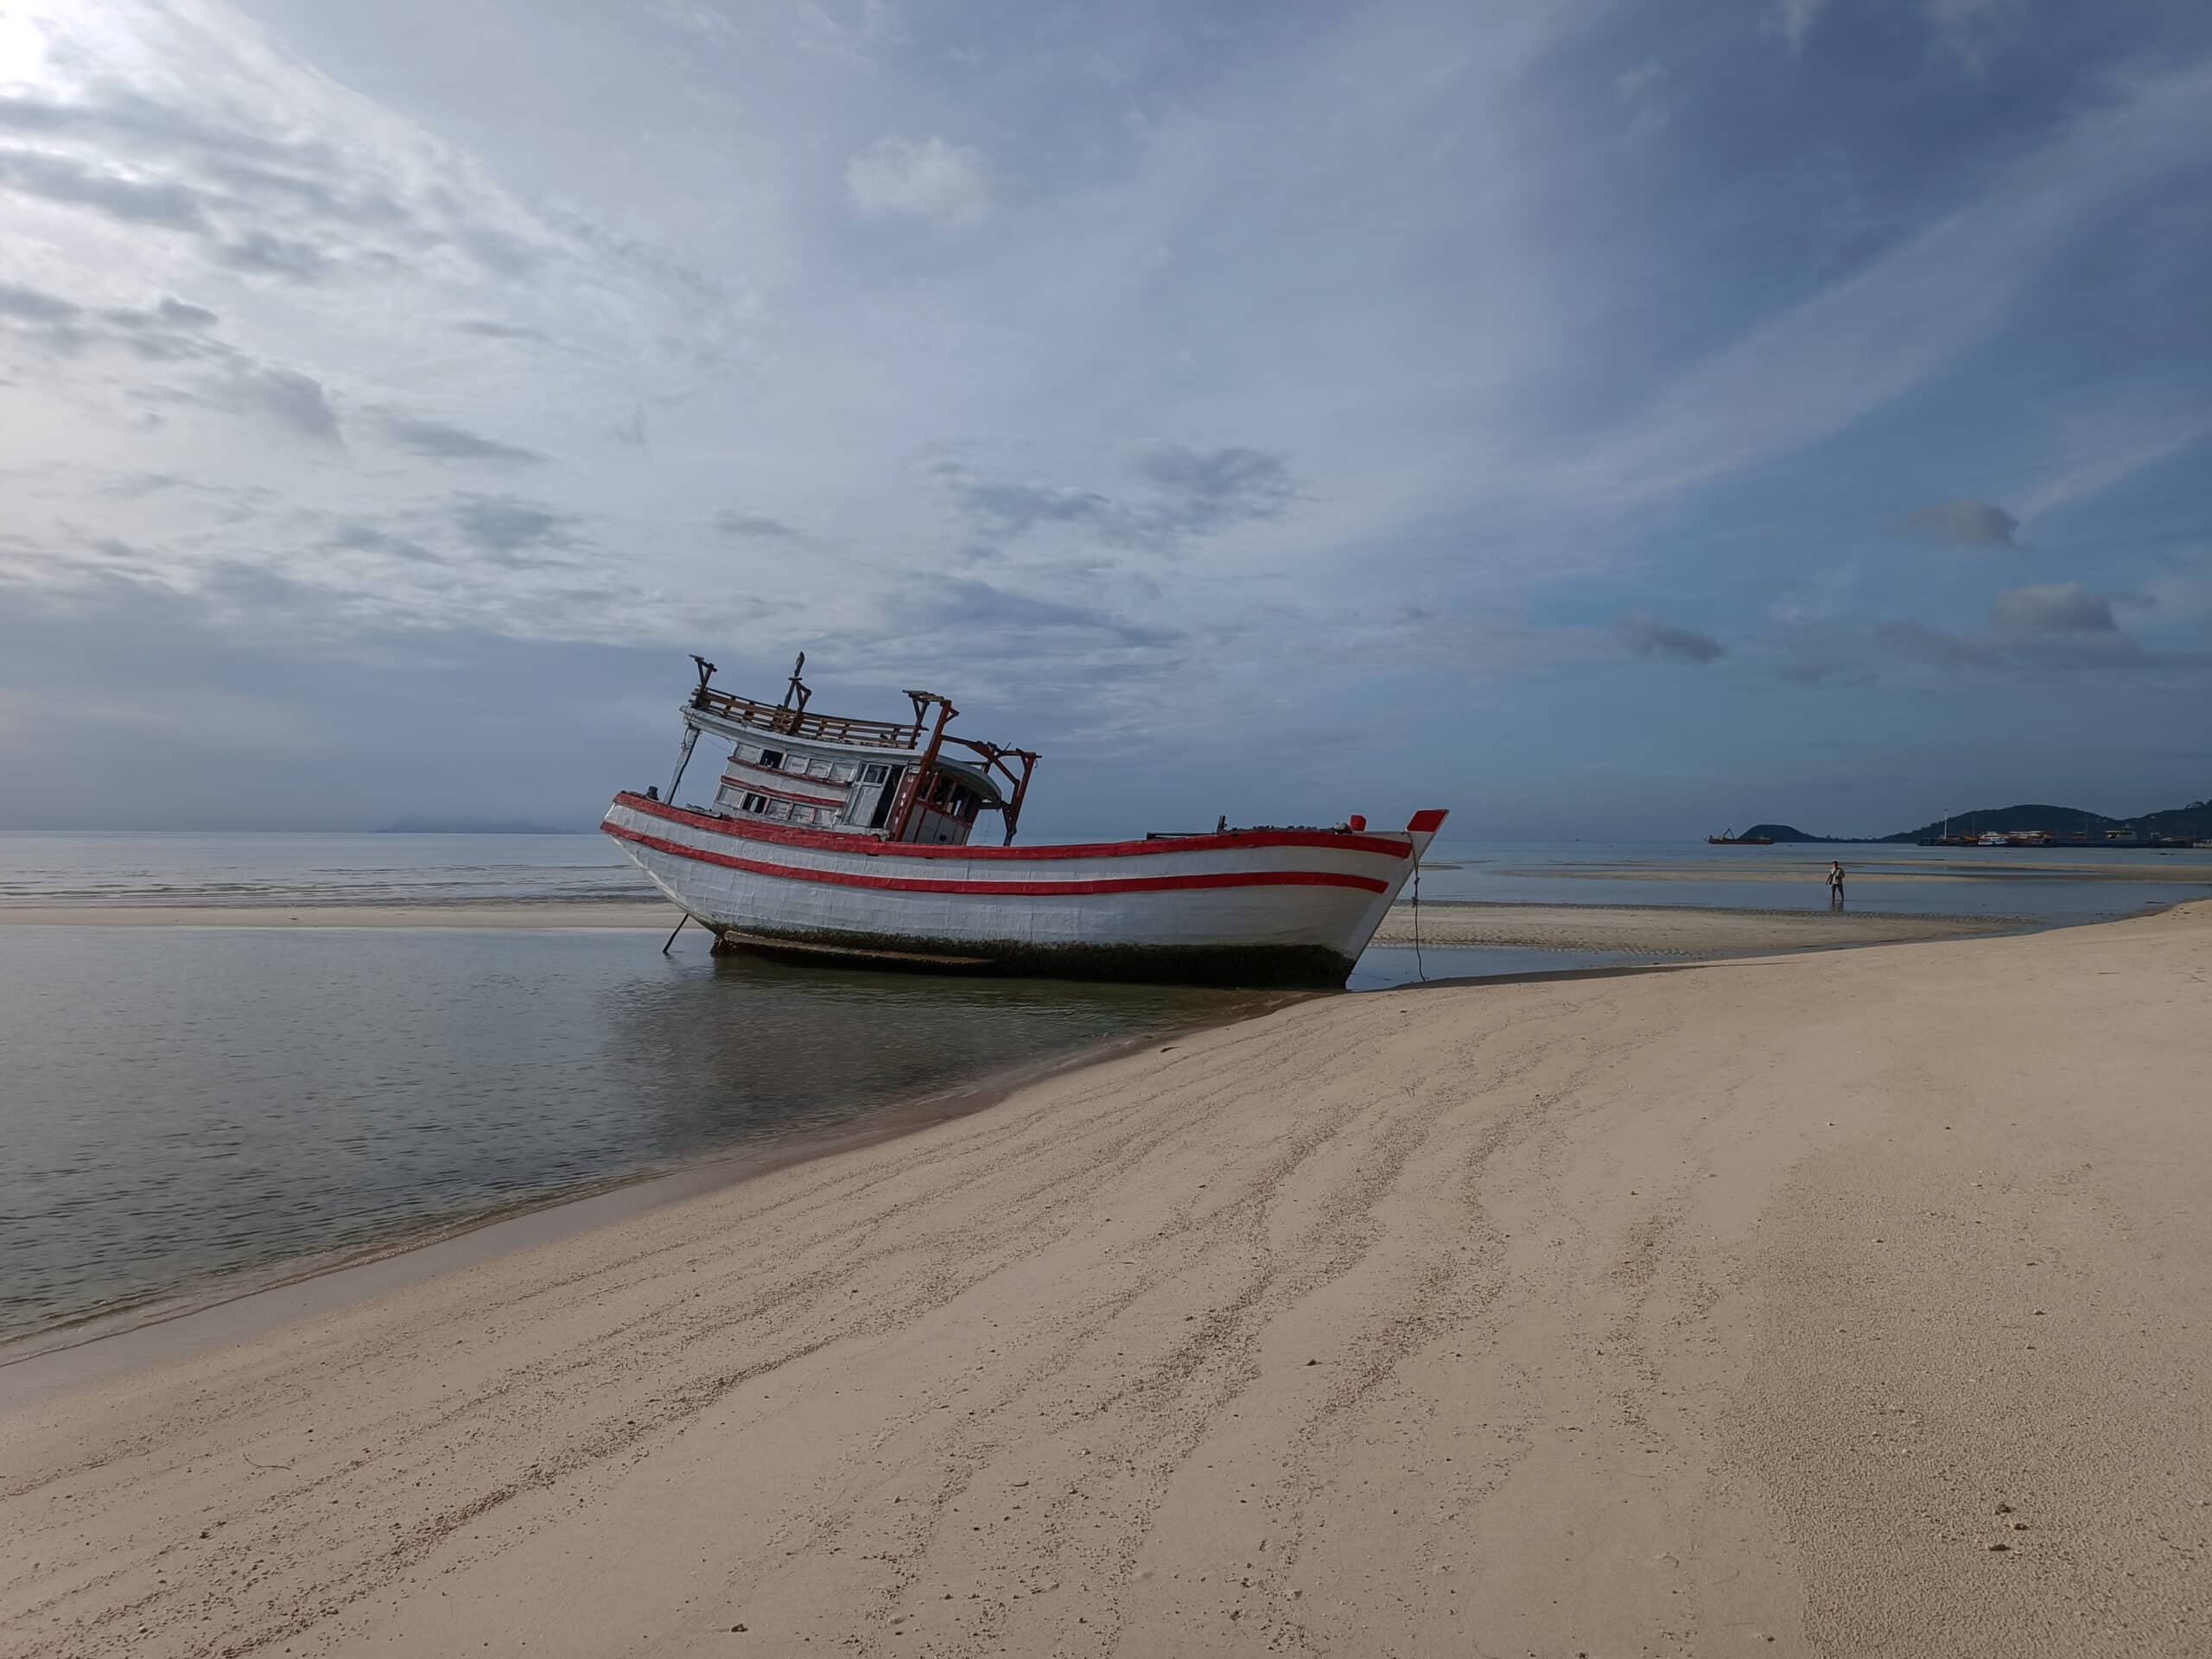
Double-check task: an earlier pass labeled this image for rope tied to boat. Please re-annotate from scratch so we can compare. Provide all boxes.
[1411,849,1427,983]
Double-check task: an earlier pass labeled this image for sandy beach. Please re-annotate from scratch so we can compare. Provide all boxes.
[4,903,2208,1657]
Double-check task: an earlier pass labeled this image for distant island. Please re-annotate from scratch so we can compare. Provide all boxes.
[1729,793,2211,845]
[373,816,582,835]
[1735,823,1847,843]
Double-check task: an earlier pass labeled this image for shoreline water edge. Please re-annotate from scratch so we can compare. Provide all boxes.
[2,901,2205,1656]
[0,892,2176,1382]
[0,895,2040,1372]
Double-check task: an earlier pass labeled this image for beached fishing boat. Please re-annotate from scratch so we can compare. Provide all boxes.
[601,657,1446,988]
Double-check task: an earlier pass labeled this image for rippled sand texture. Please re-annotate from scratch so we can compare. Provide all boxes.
[4,904,2207,1657]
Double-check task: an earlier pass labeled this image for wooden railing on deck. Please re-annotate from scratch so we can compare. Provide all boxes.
[690,687,924,749]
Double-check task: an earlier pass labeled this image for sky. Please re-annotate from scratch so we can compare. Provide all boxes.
[1,0,2207,839]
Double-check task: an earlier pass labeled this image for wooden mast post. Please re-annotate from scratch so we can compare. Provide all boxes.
[887,696,956,842]
[1001,752,1035,845]
[665,726,700,802]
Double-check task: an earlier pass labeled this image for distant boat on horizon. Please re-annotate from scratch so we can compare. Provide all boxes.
[601,656,1446,988]
[1706,830,1775,846]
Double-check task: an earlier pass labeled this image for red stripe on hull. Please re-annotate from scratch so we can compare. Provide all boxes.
[612,792,1413,861]
[606,824,1392,897]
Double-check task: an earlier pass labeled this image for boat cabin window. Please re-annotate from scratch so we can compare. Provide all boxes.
[924,776,981,822]
[806,758,833,779]
[832,763,858,784]
[861,763,888,785]
[757,747,785,771]
[767,799,793,820]
[741,791,769,814]
[867,766,906,830]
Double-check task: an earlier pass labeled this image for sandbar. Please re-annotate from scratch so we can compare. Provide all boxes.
[1371,899,2013,954]
[3,901,2206,1656]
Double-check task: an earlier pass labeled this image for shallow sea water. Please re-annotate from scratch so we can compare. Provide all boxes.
[0,925,1267,1347]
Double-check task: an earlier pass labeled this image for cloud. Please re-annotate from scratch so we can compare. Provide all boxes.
[1616,60,1664,103]
[1355,607,1613,681]
[1617,614,1727,664]
[0,16,702,305]
[0,146,210,231]
[1614,59,1669,137]
[0,87,302,162]
[1553,63,2212,512]
[1774,651,1871,687]
[1900,496,2019,548]
[214,229,335,283]
[0,281,82,325]
[2141,550,2212,620]
[1923,0,2027,73]
[1127,443,1294,533]
[382,414,547,465]
[1885,582,2152,670]
[0,571,695,830]
[845,136,992,231]
[937,469,1130,544]
[149,296,217,329]
[1774,0,1828,55]
[221,365,340,440]
[899,576,1179,650]
[327,520,445,563]
[795,0,899,59]
[1,278,232,364]
[2,0,2208,833]
[1989,582,2120,637]
[453,319,549,342]
[448,493,582,562]
[934,444,1294,556]
[713,511,799,539]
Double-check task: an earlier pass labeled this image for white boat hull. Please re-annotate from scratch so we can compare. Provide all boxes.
[601,793,1446,987]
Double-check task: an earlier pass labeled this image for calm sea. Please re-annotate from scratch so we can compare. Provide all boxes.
[3,831,2207,1352]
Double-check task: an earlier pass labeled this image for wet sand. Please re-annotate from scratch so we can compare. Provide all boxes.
[1371,899,2012,953]
[3,901,2206,1657]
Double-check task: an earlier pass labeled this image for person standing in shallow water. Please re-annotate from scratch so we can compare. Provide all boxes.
[1827,860,1847,908]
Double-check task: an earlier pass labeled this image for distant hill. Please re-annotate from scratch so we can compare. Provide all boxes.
[373,816,581,835]
[2136,798,2212,842]
[1722,792,2211,845]
[1876,799,2211,843]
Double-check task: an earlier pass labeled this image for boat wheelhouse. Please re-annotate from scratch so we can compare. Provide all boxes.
[602,657,1446,988]
[664,653,1039,850]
